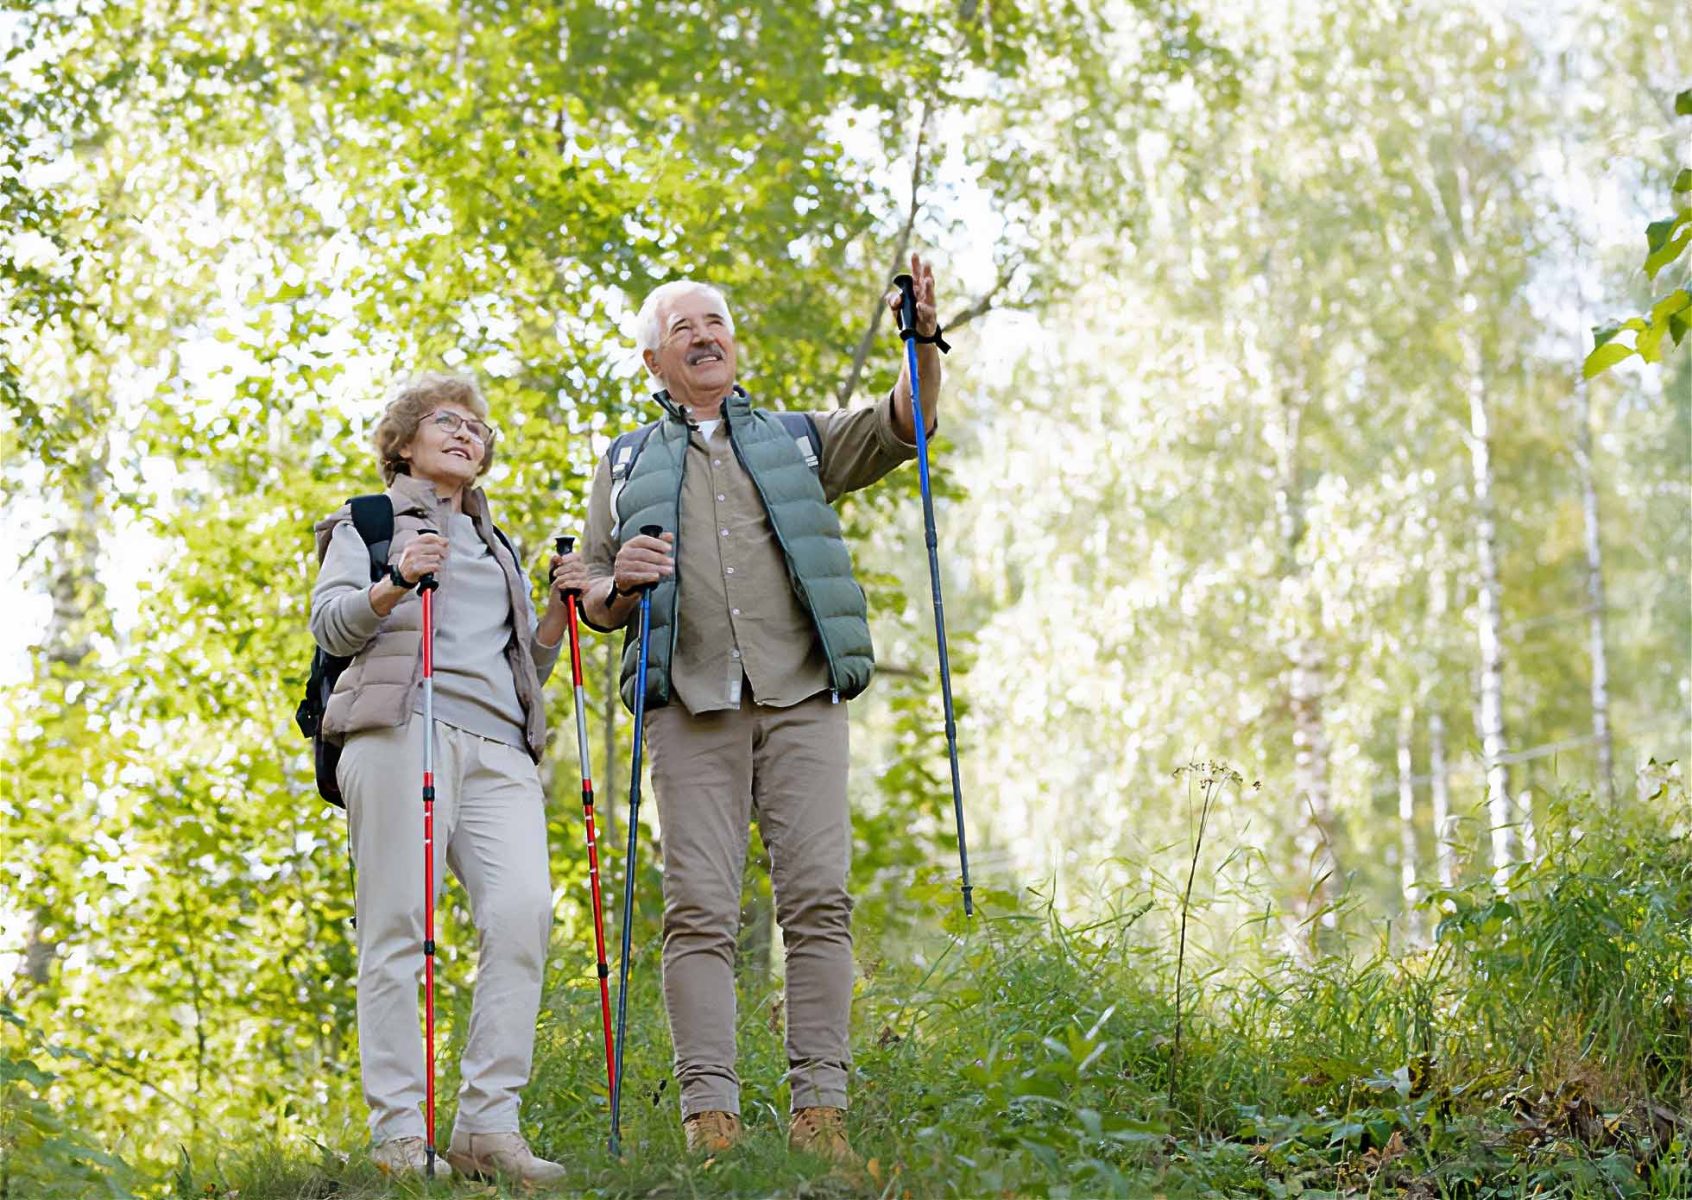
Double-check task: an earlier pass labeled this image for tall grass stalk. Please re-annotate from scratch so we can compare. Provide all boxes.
[1169,761,1238,1110]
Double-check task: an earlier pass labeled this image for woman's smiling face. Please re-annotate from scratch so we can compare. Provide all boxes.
[401,402,489,489]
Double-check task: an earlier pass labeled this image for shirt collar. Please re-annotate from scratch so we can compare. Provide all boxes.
[388,472,487,520]
[654,385,750,427]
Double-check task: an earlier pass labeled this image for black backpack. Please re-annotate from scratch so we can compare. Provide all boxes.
[294,495,395,807]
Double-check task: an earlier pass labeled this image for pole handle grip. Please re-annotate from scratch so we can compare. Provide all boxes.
[893,272,918,334]
[417,527,440,592]
[555,534,579,599]
[638,525,665,593]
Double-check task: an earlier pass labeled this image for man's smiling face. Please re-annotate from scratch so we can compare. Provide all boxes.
[646,289,737,407]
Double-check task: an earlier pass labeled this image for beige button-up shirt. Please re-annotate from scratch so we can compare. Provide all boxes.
[583,389,918,714]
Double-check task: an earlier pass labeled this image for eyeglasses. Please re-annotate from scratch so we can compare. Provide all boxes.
[425,409,497,445]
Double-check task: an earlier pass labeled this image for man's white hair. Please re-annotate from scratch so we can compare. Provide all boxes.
[634,280,735,358]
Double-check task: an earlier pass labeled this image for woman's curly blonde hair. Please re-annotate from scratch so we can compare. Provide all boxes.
[373,373,497,484]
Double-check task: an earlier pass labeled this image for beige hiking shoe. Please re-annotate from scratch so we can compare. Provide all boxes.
[444,1130,565,1188]
[683,1109,743,1155]
[788,1106,863,1170]
[370,1136,454,1180]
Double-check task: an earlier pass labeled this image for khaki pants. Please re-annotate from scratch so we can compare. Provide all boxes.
[339,719,551,1145]
[646,690,854,1117]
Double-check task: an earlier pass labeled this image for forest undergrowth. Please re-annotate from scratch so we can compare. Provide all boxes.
[6,781,1689,1200]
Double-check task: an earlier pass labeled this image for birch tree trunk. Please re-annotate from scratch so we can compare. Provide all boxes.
[1571,374,1617,806]
[1396,115,1520,883]
[1429,713,1456,890]
[1275,391,1338,921]
[1455,300,1515,880]
[1289,639,1338,916]
[1397,704,1420,938]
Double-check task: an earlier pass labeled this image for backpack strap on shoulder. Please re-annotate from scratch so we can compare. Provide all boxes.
[608,422,660,540]
[347,494,394,583]
[490,524,519,565]
[772,410,821,471]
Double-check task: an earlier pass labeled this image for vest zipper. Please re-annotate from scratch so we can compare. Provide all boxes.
[725,407,842,696]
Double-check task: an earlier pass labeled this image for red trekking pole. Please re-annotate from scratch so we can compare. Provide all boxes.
[417,549,441,1179]
[556,535,616,1096]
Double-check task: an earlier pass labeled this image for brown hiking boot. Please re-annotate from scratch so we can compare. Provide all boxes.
[788,1106,863,1170]
[683,1110,743,1155]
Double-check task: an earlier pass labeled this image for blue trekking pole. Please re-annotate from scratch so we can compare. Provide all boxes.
[893,271,973,918]
[609,523,663,1156]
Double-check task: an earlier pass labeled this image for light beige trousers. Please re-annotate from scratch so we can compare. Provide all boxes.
[339,719,551,1145]
[646,690,854,1117]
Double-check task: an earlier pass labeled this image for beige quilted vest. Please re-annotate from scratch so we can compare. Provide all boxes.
[311,475,549,761]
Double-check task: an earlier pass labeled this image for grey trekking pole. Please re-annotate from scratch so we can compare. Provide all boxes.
[609,524,663,1156]
[893,272,973,917]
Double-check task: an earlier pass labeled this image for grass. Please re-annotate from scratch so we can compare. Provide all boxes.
[10,787,1690,1199]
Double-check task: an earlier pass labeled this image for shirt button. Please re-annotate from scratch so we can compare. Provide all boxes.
[717,494,726,502]
[731,649,741,660]
[731,607,741,616]
[725,566,735,575]
[713,459,722,466]
[720,528,729,537]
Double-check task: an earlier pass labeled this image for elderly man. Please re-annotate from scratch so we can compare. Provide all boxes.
[579,255,944,1162]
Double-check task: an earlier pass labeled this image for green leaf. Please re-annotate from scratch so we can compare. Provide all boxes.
[1583,340,1636,379]
[1645,215,1680,254]
[1648,289,1691,324]
[1677,89,1692,116]
[1592,317,1647,348]
[1638,318,1667,362]
[1669,308,1690,346]
[1674,169,1692,194]
[0,1056,57,1088]
[1645,222,1692,279]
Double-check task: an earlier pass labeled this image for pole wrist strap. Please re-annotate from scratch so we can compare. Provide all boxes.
[899,324,951,353]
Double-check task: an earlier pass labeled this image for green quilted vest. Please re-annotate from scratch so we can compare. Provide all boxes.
[613,388,874,711]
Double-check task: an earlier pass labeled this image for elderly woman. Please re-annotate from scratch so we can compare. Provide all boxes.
[310,373,586,1185]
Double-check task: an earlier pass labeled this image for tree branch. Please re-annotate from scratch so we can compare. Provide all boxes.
[836,100,933,408]
[943,258,1021,333]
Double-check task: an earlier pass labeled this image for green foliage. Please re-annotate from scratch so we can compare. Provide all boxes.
[93,782,1687,1199]
[1585,89,1692,378]
[1431,784,1692,1094]
[4,2,1691,1198]
[1,0,1219,1181]
[1,1010,138,1199]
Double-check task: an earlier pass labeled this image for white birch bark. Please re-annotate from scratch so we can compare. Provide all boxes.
[1571,374,1617,806]
[1429,713,1456,890]
[1456,306,1515,880]
[1397,704,1420,937]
